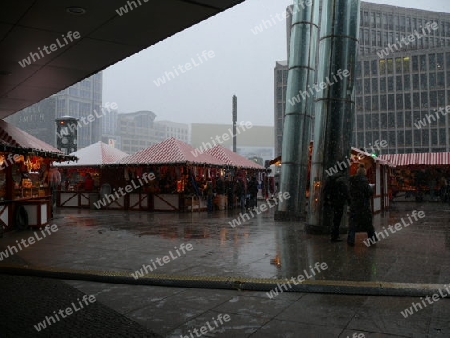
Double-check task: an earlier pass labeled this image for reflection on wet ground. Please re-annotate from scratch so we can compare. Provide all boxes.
[2,202,450,284]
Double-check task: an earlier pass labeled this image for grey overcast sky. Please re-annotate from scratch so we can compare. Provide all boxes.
[103,0,449,126]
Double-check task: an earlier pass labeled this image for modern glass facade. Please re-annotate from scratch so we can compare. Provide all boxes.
[6,72,103,149]
[275,2,450,156]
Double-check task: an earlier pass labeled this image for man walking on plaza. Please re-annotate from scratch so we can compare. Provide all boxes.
[324,170,350,242]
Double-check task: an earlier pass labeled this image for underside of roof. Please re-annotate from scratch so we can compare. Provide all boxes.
[0,0,245,119]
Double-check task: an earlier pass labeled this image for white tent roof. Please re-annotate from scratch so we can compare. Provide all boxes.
[56,142,128,167]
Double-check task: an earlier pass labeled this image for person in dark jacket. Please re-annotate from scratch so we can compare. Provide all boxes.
[347,165,378,246]
[324,171,350,242]
[247,176,258,209]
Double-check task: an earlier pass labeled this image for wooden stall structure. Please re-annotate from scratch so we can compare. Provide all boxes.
[0,120,76,232]
[55,142,128,208]
[379,152,450,202]
[116,138,227,212]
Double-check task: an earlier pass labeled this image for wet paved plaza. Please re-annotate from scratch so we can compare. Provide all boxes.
[1,201,450,337]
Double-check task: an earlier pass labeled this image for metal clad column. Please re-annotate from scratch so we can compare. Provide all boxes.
[307,0,360,231]
[275,0,319,221]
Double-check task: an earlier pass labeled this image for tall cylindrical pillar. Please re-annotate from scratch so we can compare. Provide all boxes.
[275,0,320,221]
[307,0,360,232]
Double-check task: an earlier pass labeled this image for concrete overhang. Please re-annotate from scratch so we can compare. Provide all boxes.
[0,0,245,119]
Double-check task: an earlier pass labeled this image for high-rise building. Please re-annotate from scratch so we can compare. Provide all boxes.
[275,2,450,156]
[6,72,103,149]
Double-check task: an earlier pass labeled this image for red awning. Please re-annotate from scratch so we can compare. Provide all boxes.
[378,152,450,167]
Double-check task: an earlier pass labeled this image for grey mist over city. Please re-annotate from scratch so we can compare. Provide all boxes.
[2,0,450,336]
[103,0,448,125]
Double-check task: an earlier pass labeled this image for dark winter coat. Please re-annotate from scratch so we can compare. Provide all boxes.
[324,173,350,208]
[348,174,374,232]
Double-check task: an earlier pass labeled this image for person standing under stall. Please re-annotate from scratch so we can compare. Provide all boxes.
[248,176,258,209]
[84,173,94,191]
[347,164,377,246]
[323,170,350,242]
[48,164,61,217]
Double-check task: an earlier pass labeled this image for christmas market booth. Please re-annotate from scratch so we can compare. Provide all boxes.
[0,120,76,232]
[54,142,128,208]
[116,137,227,212]
[205,145,266,205]
[379,152,450,202]
[270,145,393,214]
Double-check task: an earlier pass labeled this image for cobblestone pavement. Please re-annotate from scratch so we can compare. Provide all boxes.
[1,202,449,337]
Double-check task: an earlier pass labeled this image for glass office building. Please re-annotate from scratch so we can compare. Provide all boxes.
[275,2,450,156]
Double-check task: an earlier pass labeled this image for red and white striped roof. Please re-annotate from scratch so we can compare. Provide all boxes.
[205,145,265,170]
[57,142,128,166]
[379,152,450,167]
[119,137,225,166]
[0,119,61,153]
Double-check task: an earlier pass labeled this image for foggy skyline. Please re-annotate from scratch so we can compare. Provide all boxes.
[102,0,449,126]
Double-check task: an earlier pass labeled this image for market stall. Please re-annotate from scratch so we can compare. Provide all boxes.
[117,137,227,212]
[269,144,393,214]
[0,120,76,232]
[55,142,128,208]
[379,152,450,202]
[205,145,266,208]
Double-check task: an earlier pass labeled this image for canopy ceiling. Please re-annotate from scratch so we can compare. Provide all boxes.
[0,0,245,118]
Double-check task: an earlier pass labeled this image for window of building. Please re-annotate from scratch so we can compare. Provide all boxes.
[397,131,405,146]
[396,76,402,91]
[404,93,411,109]
[413,93,420,108]
[404,74,410,90]
[372,113,379,128]
[388,76,394,91]
[405,130,412,146]
[440,128,447,145]
[356,79,362,95]
[430,91,437,107]
[372,78,378,93]
[388,94,395,110]
[364,61,370,76]
[380,112,388,128]
[438,90,445,106]
[422,129,429,146]
[387,59,393,74]
[431,129,438,146]
[437,72,445,88]
[379,60,386,75]
[420,55,427,72]
[357,115,364,129]
[405,111,412,127]
[413,74,419,90]
[382,13,388,30]
[420,73,428,90]
[371,60,378,75]
[380,95,387,110]
[364,79,370,93]
[379,77,386,93]
[396,94,404,110]
[421,92,428,108]
[372,96,379,111]
[429,54,436,71]
[413,129,421,146]
[376,13,381,28]
[412,56,419,72]
[365,96,371,111]
[356,96,363,111]
[364,11,369,26]
[389,131,396,148]
[388,14,393,30]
